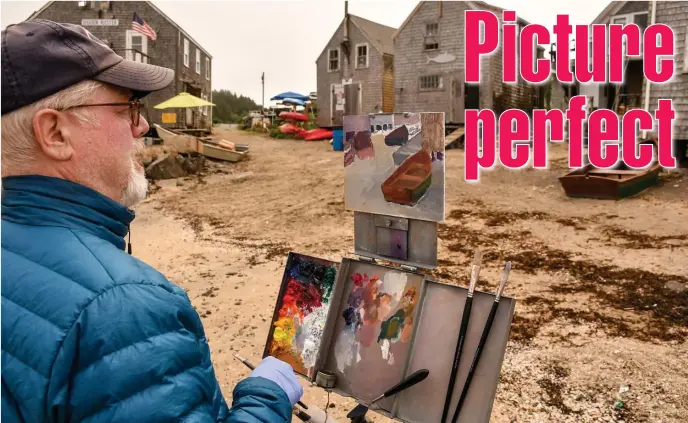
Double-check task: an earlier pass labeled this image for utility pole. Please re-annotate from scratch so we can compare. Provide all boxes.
[261,72,265,113]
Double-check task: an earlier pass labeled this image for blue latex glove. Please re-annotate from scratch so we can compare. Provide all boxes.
[248,356,304,406]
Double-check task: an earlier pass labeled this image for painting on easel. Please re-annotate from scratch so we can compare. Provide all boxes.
[344,112,445,222]
[322,260,425,406]
[264,253,339,378]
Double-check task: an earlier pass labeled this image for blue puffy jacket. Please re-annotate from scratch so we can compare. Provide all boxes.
[1,175,293,423]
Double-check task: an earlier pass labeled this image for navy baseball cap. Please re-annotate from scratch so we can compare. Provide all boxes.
[1,19,174,115]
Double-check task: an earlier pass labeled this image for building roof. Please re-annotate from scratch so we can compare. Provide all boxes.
[393,0,532,40]
[349,14,396,56]
[316,13,396,63]
[26,1,212,59]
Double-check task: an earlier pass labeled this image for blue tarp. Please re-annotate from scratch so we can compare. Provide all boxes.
[270,91,309,101]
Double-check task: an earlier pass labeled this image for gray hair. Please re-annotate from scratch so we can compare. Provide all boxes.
[1,80,105,176]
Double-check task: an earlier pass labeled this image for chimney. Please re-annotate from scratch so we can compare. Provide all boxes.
[343,1,349,43]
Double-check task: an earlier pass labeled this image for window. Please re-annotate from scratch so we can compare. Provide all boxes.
[633,13,648,32]
[420,75,441,90]
[183,39,189,67]
[205,57,210,80]
[201,94,208,116]
[610,12,649,57]
[356,43,368,68]
[611,12,648,30]
[424,22,439,50]
[77,1,87,7]
[126,30,147,63]
[328,48,339,71]
[196,49,201,74]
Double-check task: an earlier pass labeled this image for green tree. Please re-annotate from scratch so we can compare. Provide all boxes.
[211,90,260,123]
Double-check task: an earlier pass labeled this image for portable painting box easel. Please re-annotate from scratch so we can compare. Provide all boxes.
[263,112,516,423]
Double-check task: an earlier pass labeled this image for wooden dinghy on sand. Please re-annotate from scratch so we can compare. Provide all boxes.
[154,124,249,162]
[559,148,663,202]
[558,139,662,200]
[558,163,661,199]
[381,149,432,206]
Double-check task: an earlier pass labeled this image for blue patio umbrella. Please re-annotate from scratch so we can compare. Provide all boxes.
[282,98,306,106]
[270,91,309,102]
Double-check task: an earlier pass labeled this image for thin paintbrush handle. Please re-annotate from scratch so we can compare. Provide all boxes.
[440,296,473,423]
[450,301,499,423]
[383,369,429,397]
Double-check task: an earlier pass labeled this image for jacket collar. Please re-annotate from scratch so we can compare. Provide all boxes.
[1,175,135,250]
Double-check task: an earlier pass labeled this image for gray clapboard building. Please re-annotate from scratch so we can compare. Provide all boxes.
[27,0,213,132]
[392,1,544,124]
[315,5,396,128]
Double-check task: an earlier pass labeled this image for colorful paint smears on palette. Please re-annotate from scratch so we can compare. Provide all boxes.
[334,268,420,374]
[266,254,338,378]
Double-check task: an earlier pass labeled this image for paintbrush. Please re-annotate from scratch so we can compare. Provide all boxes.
[440,250,482,423]
[450,262,511,423]
[346,369,430,419]
[232,353,308,410]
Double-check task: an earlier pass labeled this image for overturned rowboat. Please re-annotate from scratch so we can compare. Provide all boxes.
[384,125,409,146]
[381,149,432,206]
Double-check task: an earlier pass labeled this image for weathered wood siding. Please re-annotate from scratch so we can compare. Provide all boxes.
[394,1,537,122]
[315,19,385,127]
[394,1,481,121]
[644,1,688,140]
[31,1,212,129]
[382,54,395,112]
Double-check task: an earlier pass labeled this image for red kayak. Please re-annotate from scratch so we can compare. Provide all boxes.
[279,112,308,122]
[279,123,304,135]
[305,129,333,141]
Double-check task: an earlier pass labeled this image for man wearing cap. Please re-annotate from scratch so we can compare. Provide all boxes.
[1,20,303,423]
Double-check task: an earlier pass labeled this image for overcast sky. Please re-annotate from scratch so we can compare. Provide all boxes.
[1,0,608,105]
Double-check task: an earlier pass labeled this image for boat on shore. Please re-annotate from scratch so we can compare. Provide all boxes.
[154,124,249,162]
[558,162,662,199]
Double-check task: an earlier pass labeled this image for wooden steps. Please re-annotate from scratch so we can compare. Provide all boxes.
[445,126,465,149]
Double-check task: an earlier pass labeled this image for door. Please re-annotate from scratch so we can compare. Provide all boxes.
[465,84,480,110]
[344,83,361,115]
[450,72,464,123]
[331,84,345,126]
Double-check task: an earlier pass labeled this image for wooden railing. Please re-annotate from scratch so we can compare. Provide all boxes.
[117,49,154,64]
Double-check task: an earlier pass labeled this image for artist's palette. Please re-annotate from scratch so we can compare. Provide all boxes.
[321,260,424,407]
[263,252,339,378]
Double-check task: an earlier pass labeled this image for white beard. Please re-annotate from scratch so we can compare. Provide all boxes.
[121,141,148,208]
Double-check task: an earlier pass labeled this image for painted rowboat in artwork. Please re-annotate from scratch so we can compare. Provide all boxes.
[381,149,432,206]
[558,162,662,199]
[155,124,249,162]
[384,125,409,146]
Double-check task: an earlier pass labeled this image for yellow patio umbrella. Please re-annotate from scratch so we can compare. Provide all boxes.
[153,92,215,109]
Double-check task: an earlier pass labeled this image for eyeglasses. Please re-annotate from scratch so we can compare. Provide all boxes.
[66,99,141,127]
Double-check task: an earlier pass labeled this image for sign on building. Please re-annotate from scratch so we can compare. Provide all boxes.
[81,19,119,26]
[162,113,177,124]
